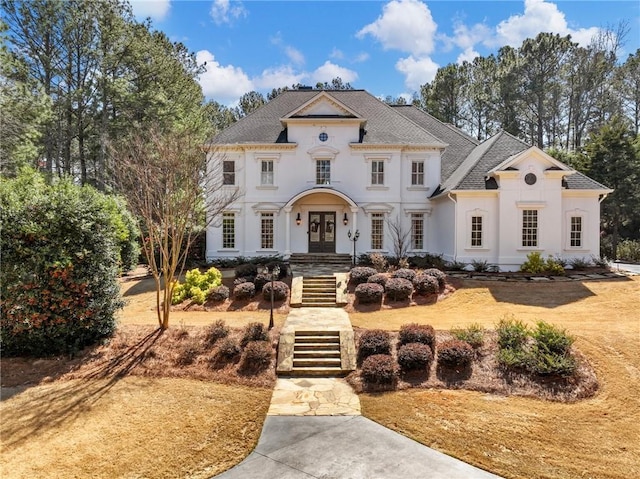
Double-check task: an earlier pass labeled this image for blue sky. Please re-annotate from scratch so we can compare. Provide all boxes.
[130,0,640,105]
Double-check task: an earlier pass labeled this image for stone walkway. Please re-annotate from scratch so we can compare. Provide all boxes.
[268,378,361,416]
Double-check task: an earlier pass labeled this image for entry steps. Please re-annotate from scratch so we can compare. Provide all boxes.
[301,276,337,307]
[289,253,352,265]
[291,330,343,376]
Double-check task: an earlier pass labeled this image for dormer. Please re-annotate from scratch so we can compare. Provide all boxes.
[487,147,575,188]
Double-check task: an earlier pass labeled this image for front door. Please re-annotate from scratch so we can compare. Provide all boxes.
[308,212,336,253]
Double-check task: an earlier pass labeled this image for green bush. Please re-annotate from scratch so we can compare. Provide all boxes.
[172,267,223,304]
[496,316,529,350]
[0,169,123,356]
[569,257,592,270]
[103,195,140,272]
[471,259,490,272]
[616,239,640,262]
[451,323,485,349]
[520,252,565,275]
[532,321,574,355]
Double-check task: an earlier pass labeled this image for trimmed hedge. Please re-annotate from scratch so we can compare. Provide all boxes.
[355,283,384,304]
[398,323,436,352]
[361,354,398,385]
[358,329,391,363]
[367,273,388,287]
[262,281,290,301]
[391,268,416,282]
[384,277,414,301]
[438,339,474,368]
[235,263,258,279]
[423,268,446,288]
[349,266,377,285]
[253,273,271,292]
[233,282,255,300]
[397,343,433,372]
[234,276,255,286]
[208,285,230,303]
[412,273,439,295]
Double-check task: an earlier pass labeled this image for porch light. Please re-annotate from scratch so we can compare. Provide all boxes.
[295,212,302,226]
[343,213,348,225]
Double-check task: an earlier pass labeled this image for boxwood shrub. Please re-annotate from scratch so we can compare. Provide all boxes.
[367,273,388,287]
[361,354,398,385]
[349,266,377,285]
[233,282,256,300]
[391,268,416,282]
[384,277,413,301]
[412,273,439,295]
[358,329,391,363]
[397,343,433,372]
[355,283,384,304]
[262,281,290,301]
[422,268,447,289]
[437,339,474,368]
[208,285,230,303]
[398,323,436,352]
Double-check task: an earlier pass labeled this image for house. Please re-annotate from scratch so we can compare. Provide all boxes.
[204,89,611,271]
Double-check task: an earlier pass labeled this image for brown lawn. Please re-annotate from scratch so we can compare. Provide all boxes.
[356,276,640,479]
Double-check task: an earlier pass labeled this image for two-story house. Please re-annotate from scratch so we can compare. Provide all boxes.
[204,89,611,271]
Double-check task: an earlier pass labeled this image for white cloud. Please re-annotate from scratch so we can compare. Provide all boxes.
[285,46,305,66]
[330,48,344,60]
[495,0,600,47]
[353,52,370,63]
[210,0,247,25]
[311,61,358,84]
[357,0,437,56]
[395,55,439,90]
[130,0,171,22]
[254,66,305,90]
[456,47,480,64]
[196,50,253,104]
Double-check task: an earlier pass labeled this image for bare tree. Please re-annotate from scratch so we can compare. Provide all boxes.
[387,215,411,261]
[111,127,241,329]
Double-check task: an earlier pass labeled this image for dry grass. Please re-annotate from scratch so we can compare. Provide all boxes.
[0,377,271,479]
[358,276,640,479]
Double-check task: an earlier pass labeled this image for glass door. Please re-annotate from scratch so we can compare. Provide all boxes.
[308,212,336,253]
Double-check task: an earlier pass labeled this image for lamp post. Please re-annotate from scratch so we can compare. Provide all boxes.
[347,229,360,267]
[268,264,280,330]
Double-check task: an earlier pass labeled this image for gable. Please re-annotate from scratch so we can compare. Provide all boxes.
[488,147,573,175]
[283,91,361,119]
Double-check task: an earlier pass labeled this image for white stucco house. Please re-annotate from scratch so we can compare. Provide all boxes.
[204,89,611,271]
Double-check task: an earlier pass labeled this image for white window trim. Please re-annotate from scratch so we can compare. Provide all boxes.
[259,212,277,251]
[410,213,425,251]
[221,211,237,250]
[410,160,426,187]
[369,211,386,252]
[254,154,280,189]
[465,209,489,251]
[222,160,236,187]
[364,155,390,190]
[565,209,589,251]
[518,209,541,251]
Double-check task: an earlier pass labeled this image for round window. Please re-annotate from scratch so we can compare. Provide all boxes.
[524,173,537,185]
[319,132,328,142]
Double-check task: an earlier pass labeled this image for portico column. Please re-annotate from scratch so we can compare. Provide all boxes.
[351,206,359,256]
[284,206,292,258]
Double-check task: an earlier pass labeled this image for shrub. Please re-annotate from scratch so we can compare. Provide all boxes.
[175,339,201,366]
[569,257,592,270]
[171,282,187,305]
[355,283,384,304]
[422,268,446,288]
[407,253,446,270]
[496,316,529,350]
[451,323,485,349]
[240,322,268,347]
[234,276,255,286]
[190,286,207,305]
[367,273,388,287]
[208,285,230,303]
[369,253,388,272]
[525,346,577,376]
[437,339,474,368]
[350,266,377,285]
[384,277,413,301]
[471,259,489,272]
[233,282,255,300]
[398,323,436,352]
[520,252,565,275]
[532,321,574,355]
[253,273,271,292]
[391,268,416,282]
[446,260,467,271]
[240,340,272,371]
[497,347,529,370]
[172,267,223,304]
[358,329,391,362]
[205,319,229,346]
[216,337,241,360]
[616,239,640,262]
[361,354,398,385]
[262,281,290,301]
[544,256,565,275]
[0,169,123,357]
[235,262,258,278]
[397,343,433,372]
[412,273,439,295]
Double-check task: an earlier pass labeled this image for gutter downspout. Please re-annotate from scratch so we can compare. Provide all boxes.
[599,193,609,203]
[447,192,457,262]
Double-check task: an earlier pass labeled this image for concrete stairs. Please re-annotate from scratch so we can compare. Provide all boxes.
[291,330,343,376]
[302,276,337,307]
[290,253,352,266]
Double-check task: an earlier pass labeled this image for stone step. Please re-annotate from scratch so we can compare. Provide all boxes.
[295,330,339,336]
[301,302,338,308]
[294,334,340,343]
[286,367,346,377]
[302,291,336,297]
[293,357,342,368]
[293,350,341,359]
[295,342,340,351]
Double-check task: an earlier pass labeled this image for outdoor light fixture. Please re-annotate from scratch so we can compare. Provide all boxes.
[295,212,301,226]
[343,213,348,225]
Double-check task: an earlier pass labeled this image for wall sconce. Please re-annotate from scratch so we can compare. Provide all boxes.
[343,213,349,225]
[295,213,302,226]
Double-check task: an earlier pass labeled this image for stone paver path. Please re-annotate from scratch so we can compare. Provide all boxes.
[268,378,361,416]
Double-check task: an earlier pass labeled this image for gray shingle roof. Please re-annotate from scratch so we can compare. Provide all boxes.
[564,171,611,190]
[208,90,446,146]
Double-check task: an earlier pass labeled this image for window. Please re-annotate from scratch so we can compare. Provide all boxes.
[261,160,274,185]
[316,160,331,185]
[371,213,384,250]
[222,213,235,249]
[261,213,274,249]
[223,161,235,185]
[411,161,424,186]
[411,214,424,250]
[570,216,582,247]
[471,216,483,247]
[371,160,384,185]
[522,210,538,247]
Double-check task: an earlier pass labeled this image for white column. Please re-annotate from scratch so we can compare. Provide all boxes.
[351,206,359,257]
[284,206,292,258]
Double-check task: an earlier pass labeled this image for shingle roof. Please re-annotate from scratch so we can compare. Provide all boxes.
[564,171,611,190]
[208,90,446,147]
